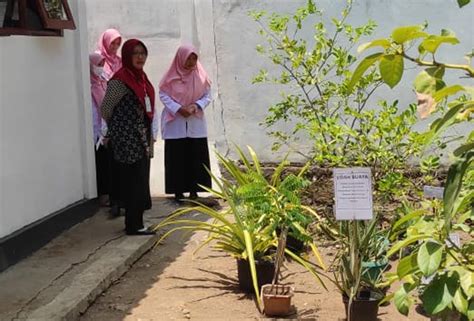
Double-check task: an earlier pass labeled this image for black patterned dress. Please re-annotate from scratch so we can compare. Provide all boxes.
[101,80,152,232]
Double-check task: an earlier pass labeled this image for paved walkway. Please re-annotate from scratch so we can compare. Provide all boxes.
[0,198,189,321]
[0,140,221,321]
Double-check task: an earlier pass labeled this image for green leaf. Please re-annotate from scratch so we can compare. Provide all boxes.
[468,300,474,321]
[441,29,456,37]
[460,269,474,297]
[453,288,468,314]
[394,283,415,315]
[387,234,429,257]
[391,25,428,44]
[453,142,474,157]
[430,103,465,133]
[443,151,474,225]
[432,85,465,102]
[397,252,418,278]
[421,274,458,315]
[243,229,262,309]
[392,209,425,232]
[379,54,404,88]
[457,0,470,8]
[414,69,446,94]
[419,35,460,54]
[357,39,391,53]
[417,241,443,276]
[348,52,383,91]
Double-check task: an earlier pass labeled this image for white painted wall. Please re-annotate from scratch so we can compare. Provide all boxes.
[0,2,94,238]
[85,0,473,165]
[211,0,474,160]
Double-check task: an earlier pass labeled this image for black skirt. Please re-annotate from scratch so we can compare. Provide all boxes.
[116,155,149,232]
[164,138,211,194]
[95,145,110,196]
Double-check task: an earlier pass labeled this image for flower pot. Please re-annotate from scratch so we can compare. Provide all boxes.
[261,284,294,317]
[342,291,383,321]
[286,234,305,253]
[361,258,388,282]
[237,258,275,293]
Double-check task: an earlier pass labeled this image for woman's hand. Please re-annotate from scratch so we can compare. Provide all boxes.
[178,104,198,117]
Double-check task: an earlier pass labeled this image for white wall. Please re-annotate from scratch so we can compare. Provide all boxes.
[0,2,94,238]
[84,0,473,163]
[211,0,474,160]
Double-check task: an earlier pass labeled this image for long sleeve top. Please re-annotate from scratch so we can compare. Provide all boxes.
[91,99,108,145]
[101,80,151,163]
[160,90,212,139]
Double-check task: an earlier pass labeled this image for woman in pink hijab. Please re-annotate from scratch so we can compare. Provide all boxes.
[96,28,122,80]
[159,44,212,202]
[89,53,110,206]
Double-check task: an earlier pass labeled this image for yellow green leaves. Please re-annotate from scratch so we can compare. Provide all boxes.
[419,35,460,54]
[347,52,383,90]
[457,0,471,7]
[357,39,391,53]
[414,67,446,94]
[417,241,443,276]
[421,274,458,315]
[379,54,404,88]
[394,283,415,316]
[391,25,428,44]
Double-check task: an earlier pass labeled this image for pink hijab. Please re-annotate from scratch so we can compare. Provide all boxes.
[96,29,122,79]
[89,53,107,109]
[159,45,211,121]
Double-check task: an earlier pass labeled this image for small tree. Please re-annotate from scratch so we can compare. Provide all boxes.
[251,0,427,178]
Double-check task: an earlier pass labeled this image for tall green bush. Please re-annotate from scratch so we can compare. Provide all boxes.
[251,0,427,176]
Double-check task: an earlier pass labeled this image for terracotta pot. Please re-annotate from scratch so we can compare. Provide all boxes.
[261,284,294,317]
[236,258,275,293]
[342,291,383,321]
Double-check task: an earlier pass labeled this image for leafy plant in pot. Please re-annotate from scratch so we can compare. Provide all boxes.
[153,145,326,310]
[362,226,390,288]
[327,219,386,321]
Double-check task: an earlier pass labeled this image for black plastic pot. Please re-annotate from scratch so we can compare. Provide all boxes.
[236,258,275,293]
[286,234,305,253]
[342,291,383,321]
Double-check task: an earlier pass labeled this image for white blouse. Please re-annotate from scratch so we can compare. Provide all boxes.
[159,90,212,139]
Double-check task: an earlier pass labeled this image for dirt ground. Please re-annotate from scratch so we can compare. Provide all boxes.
[79,211,429,321]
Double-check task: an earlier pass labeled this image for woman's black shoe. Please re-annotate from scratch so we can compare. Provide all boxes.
[189,191,198,200]
[174,193,185,202]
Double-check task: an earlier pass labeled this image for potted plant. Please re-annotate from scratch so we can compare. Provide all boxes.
[261,228,295,317]
[361,225,390,286]
[325,219,385,321]
[153,145,326,310]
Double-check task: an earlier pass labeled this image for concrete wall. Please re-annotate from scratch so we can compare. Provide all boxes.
[0,2,95,238]
[211,0,473,159]
[85,0,473,164]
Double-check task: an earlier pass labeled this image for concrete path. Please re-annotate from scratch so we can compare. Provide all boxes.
[0,140,221,321]
[0,199,178,321]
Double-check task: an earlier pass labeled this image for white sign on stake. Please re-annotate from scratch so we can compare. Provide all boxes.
[423,185,444,199]
[333,167,373,220]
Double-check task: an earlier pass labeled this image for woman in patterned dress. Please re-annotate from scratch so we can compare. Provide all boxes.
[101,39,155,235]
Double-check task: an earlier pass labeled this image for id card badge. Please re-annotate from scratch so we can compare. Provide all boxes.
[145,95,152,113]
[145,96,151,113]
